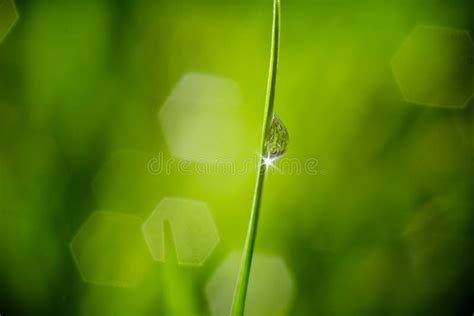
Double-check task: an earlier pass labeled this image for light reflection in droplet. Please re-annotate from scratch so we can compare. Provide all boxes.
[264,114,289,160]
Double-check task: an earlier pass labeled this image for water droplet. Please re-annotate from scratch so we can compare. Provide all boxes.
[264,114,289,159]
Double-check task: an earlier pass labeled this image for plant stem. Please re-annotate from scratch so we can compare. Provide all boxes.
[230,0,281,315]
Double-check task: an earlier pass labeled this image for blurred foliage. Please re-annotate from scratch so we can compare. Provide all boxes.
[1,0,474,315]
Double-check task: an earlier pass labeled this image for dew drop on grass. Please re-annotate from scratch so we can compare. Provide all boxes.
[264,114,289,159]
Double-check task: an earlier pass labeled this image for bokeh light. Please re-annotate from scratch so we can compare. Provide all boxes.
[392,25,474,108]
[0,0,18,43]
[142,197,220,265]
[160,73,247,162]
[206,251,294,316]
[70,211,150,287]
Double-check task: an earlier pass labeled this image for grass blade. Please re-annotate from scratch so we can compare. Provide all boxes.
[230,0,281,315]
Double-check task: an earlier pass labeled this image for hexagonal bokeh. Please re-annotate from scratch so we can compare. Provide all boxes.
[391,25,474,108]
[0,0,18,43]
[159,73,245,161]
[142,197,219,266]
[70,211,150,287]
[206,251,294,316]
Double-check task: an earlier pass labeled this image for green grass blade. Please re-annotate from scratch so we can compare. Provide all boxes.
[230,0,281,315]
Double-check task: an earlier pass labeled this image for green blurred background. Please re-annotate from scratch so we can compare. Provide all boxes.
[1,0,474,315]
